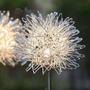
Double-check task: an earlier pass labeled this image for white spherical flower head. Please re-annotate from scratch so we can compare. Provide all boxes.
[19,12,85,74]
[0,11,22,66]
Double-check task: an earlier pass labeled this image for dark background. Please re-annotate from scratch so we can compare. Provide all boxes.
[0,0,89,90]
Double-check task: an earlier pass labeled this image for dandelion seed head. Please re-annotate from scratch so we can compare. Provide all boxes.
[0,11,22,66]
[18,12,85,74]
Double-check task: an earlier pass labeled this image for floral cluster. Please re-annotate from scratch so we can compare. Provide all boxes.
[0,11,21,66]
[0,11,85,74]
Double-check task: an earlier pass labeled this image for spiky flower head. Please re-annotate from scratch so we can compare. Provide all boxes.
[17,12,85,74]
[0,11,22,66]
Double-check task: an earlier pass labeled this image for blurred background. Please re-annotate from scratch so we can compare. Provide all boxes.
[0,0,89,90]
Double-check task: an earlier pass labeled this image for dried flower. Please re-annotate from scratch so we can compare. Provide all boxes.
[18,12,85,74]
[0,11,21,66]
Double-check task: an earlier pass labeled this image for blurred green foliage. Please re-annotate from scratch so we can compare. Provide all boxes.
[0,0,27,9]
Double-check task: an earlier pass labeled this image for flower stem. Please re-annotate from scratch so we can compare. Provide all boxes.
[48,71,51,90]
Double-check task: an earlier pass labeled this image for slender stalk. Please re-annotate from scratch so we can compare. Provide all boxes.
[48,71,51,90]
